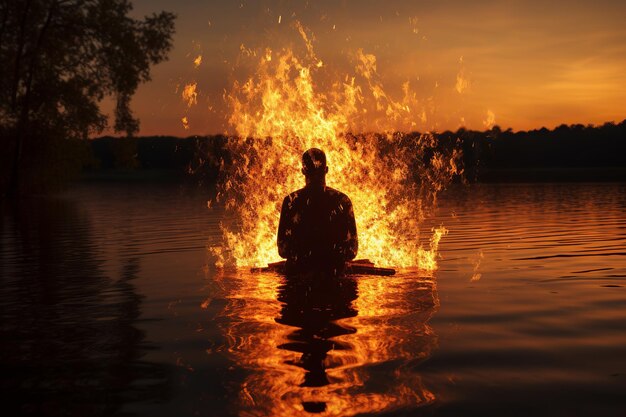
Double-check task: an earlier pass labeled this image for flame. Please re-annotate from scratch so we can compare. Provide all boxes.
[484,109,496,129]
[193,54,202,68]
[416,226,448,272]
[181,116,189,130]
[211,22,460,270]
[182,82,198,107]
[455,56,469,94]
[409,16,419,34]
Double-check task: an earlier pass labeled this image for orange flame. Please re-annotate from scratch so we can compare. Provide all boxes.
[483,109,496,129]
[409,16,420,35]
[182,82,198,107]
[455,56,469,94]
[211,23,461,270]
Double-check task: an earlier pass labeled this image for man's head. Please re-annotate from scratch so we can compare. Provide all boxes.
[302,148,328,184]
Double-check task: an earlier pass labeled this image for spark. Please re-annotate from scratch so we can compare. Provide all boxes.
[182,83,198,107]
[194,55,202,68]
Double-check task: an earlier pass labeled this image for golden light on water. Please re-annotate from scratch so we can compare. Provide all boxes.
[208,22,461,270]
[213,270,439,416]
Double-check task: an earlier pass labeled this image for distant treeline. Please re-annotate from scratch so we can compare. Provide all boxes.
[86,120,626,183]
[85,135,229,185]
[450,120,626,181]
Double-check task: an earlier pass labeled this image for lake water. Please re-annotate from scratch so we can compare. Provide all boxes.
[1,182,625,416]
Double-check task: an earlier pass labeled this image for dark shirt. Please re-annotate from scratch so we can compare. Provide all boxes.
[277,184,358,274]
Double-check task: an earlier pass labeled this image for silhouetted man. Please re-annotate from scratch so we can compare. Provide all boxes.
[277,148,358,275]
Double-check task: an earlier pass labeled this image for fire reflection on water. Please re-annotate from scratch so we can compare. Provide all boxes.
[216,270,438,416]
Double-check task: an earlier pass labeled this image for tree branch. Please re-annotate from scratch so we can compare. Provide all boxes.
[11,0,32,112]
[0,4,9,47]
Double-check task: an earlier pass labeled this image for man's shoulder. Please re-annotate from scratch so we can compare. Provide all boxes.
[282,188,306,207]
[283,186,353,205]
[324,186,352,204]
[286,188,306,200]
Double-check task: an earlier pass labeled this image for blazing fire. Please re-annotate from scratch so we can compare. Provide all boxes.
[455,56,469,94]
[209,22,461,270]
[182,82,198,107]
[484,109,496,129]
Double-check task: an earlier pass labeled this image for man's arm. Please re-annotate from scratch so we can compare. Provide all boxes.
[277,196,292,259]
[341,197,358,261]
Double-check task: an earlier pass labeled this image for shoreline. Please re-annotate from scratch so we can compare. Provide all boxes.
[78,167,626,184]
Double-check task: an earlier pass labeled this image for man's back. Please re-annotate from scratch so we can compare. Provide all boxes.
[277,185,358,274]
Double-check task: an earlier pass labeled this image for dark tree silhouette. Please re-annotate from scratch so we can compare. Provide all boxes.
[0,0,175,194]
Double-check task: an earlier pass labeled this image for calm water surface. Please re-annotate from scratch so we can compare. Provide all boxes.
[1,183,625,416]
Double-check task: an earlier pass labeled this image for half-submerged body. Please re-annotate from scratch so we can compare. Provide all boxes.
[277,149,358,275]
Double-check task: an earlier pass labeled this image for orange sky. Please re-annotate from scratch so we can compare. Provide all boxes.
[111,0,626,136]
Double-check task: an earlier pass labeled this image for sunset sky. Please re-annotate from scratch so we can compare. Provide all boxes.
[118,0,626,136]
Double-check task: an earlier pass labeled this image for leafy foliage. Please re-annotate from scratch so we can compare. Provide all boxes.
[0,0,175,193]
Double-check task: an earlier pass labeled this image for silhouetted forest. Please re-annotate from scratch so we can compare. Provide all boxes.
[84,135,230,186]
[85,120,626,184]
[446,120,626,182]
[0,0,175,195]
